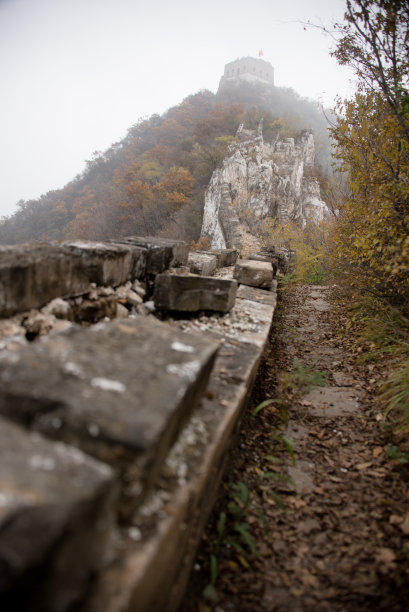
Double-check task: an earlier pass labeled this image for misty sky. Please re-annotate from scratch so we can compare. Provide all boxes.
[0,0,353,218]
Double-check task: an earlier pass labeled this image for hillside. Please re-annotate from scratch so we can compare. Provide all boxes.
[0,81,332,246]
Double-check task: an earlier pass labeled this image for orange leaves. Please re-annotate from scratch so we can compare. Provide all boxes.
[155,166,194,209]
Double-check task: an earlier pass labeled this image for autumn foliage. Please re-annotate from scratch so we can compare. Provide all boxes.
[0,83,332,246]
[330,0,409,310]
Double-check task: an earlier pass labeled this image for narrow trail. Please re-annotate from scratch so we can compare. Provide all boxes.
[183,285,409,612]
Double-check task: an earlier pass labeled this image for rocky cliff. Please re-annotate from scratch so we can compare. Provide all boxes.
[201,120,330,250]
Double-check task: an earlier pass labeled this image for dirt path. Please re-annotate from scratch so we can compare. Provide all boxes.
[182,285,409,611]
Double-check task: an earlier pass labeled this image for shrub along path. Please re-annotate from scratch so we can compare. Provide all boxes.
[182,284,409,611]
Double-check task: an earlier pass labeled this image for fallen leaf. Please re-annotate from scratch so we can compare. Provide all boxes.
[300,400,312,407]
[375,548,396,564]
[280,572,291,587]
[372,446,383,458]
[367,469,387,477]
[300,570,319,587]
[288,497,307,509]
[389,514,403,525]
[356,462,372,470]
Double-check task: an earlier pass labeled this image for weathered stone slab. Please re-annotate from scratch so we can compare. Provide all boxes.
[0,243,90,318]
[63,241,146,286]
[154,274,237,313]
[0,417,116,612]
[113,236,188,274]
[201,249,238,268]
[233,259,273,289]
[237,282,277,306]
[0,316,218,504]
[188,252,217,276]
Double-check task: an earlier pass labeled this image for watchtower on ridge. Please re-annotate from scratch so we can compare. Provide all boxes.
[220,56,274,86]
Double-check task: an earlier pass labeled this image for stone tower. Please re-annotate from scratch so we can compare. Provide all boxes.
[219,56,274,87]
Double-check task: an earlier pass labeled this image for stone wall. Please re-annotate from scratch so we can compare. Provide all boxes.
[0,237,278,612]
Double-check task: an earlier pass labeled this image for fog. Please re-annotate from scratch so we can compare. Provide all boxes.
[0,0,353,217]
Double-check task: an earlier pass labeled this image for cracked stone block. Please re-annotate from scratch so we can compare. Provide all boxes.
[0,243,90,318]
[154,274,237,313]
[201,249,238,268]
[63,241,146,286]
[112,237,188,274]
[188,253,217,276]
[0,417,116,612]
[233,259,273,289]
[0,316,219,505]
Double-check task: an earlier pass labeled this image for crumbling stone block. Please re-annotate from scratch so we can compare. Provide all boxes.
[0,316,219,504]
[233,259,273,289]
[188,252,217,276]
[154,274,237,313]
[112,236,188,274]
[0,417,116,612]
[0,243,89,318]
[202,249,238,267]
[248,253,278,276]
[63,241,146,286]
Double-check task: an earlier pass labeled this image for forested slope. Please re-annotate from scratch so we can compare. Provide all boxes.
[0,83,332,245]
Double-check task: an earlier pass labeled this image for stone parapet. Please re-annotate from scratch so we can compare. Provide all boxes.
[80,281,278,612]
[111,235,189,273]
[0,243,88,317]
[0,238,278,611]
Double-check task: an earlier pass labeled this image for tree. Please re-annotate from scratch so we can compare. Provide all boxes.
[333,0,409,142]
[330,0,409,307]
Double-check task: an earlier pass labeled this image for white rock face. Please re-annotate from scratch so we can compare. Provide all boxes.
[201,123,330,249]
